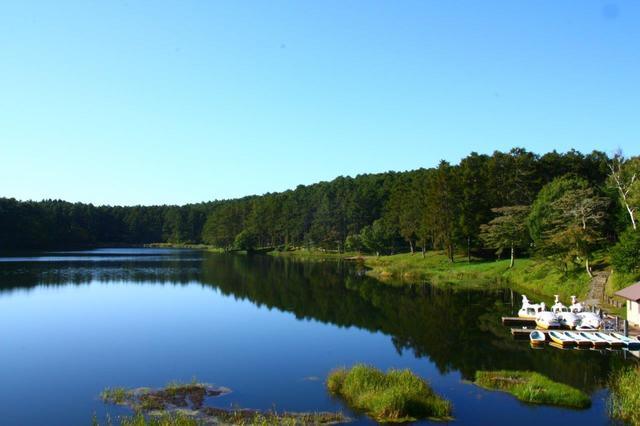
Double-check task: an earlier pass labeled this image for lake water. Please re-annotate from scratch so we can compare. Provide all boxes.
[0,248,632,425]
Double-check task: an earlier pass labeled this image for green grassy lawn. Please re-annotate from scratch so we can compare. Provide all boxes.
[363,252,592,299]
[474,371,591,408]
[268,248,361,260]
[144,243,225,253]
[327,364,452,422]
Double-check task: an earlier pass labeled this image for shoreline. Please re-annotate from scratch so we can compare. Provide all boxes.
[139,244,629,309]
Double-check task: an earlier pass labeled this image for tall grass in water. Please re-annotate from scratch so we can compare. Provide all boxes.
[93,412,202,426]
[327,364,452,422]
[474,371,590,408]
[608,366,640,425]
[100,387,132,405]
[93,411,345,426]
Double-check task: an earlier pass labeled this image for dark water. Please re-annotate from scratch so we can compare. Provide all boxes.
[0,248,632,425]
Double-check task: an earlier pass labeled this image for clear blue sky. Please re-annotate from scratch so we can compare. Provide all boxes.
[1,1,638,206]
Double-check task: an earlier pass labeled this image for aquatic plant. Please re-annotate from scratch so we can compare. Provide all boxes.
[204,408,348,425]
[99,381,348,425]
[474,370,590,408]
[100,387,133,405]
[93,412,202,426]
[100,381,225,412]
[608,365,640,425]
[326,364,452,422]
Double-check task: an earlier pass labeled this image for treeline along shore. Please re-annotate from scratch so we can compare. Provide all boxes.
[2,147,639,295]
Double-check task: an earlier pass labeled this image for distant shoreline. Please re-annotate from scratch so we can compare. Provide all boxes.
[64,243,623,313]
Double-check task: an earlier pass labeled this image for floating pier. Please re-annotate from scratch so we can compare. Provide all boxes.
[501,317,536,327]
[511,328,551,340]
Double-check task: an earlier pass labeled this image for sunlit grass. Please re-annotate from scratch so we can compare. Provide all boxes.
[327,364,452,422]
[93,412,201,426]
[474,370,590,408]
[608,366,640,425]
[364,252,591,298]
[100,387,132,405]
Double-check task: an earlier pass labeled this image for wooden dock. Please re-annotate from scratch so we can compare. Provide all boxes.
[501,316,536,326]
[511,327,550,339]
[510,327,640,340]
[504,315,640,339]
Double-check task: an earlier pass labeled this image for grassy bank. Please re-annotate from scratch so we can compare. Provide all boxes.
[268,248,360,260]
[153,244,600,300]
[327,364,452,422]
[608,366,640,425]
[362,252,592,299]
[144,243,225,253]
[474,371,591,408]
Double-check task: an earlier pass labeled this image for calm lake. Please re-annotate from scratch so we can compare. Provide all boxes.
[0,248,632,425]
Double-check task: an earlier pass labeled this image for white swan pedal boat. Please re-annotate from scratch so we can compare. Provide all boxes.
[551,295,580,329]
[518,295,545,319]
[536,311,560,329]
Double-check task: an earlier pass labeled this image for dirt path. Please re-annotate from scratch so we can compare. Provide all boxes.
[584,270,609,306]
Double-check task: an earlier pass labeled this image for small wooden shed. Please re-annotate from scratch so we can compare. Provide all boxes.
[615,282,640,327]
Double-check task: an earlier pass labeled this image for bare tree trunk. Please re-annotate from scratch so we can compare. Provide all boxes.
[585,257,593,278]
[609,159,637,230]
[421,245,426,258]
[467,236,471,263]
[409,240,414,255]
[626,205,637,230]
[509,243,515,268]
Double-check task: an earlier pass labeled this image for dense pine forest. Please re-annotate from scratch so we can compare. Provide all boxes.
[2,148,639,276]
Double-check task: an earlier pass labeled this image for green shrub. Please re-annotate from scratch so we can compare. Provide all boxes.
[611,228,640,273]
[326,364,452,422]
[475,370,590,408]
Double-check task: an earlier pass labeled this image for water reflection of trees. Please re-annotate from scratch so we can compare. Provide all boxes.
[0,253,628,391]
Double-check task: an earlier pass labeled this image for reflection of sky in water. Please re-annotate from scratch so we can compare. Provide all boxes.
[0,248,201,262]
[0,256,205,262]
[0,249,625,425]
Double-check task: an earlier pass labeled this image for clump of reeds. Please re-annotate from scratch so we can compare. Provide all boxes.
[608,365,640,425]
[474,370,590,408]
[326,364,452,422]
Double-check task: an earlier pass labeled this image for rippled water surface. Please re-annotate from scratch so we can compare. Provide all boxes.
[0,248,631,425]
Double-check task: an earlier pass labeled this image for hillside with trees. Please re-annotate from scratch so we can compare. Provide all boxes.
[1,148,638,286]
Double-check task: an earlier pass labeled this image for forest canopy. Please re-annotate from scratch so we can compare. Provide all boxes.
[2,148,638,275]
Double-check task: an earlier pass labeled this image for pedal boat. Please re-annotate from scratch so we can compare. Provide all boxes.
[579,332,608,348]
[576,312,602,330]
[549,330,576,347]
[611,332,640,350]
[564,331,591,347]
[551,296,580,329]
[518,295,545,319]
[535,311,560,329]
[529,330,546,347]
[594,332,625,349]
